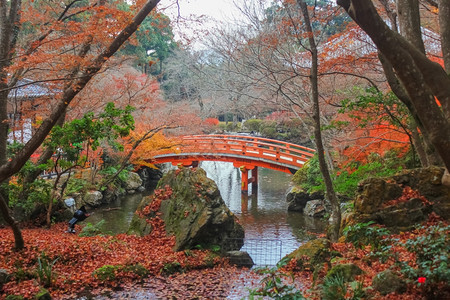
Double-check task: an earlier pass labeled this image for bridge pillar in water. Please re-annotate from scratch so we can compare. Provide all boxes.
[250,166,258,195]
[239,165,258,195]
[240,166,250,194]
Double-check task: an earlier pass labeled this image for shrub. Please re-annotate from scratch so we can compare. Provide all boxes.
[343,221,390,250]
[79,220,108,237]
[397,223,450,287]
[320,274,366,300]
[292,155,323,193]
[243,119,263,132]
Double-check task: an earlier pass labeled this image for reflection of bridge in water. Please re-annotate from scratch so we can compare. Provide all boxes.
[149,135,315,194]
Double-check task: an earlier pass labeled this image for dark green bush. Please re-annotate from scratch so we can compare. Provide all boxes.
[397,223,449,286]
[343,221,390,250]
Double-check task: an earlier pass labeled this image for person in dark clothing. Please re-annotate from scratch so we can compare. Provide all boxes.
[67,205,90,233]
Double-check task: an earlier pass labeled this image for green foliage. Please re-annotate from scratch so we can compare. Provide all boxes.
[247,258,305,300]
[5,295,24,300]
[46,102,134,156]
[334,153,403,198]
[343,221,390,250]
[320,274,366,300]
[35,253,58,287]
[339,87,411,131]
[64,177,87,195]
[243,119,263,132]
[79,220,109,237]
[397,223,450,286]
[8,176,52,213]
[161,262,182,276]
[98,165,130,189]
[292,155,324,192]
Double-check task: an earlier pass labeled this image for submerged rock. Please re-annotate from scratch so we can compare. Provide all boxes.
[225,251,254,268]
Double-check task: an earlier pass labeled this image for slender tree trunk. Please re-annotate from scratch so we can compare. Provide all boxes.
[0,193,24,249]
[298,0,341,241]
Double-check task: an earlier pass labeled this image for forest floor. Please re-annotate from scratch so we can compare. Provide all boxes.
[0,214,448,300]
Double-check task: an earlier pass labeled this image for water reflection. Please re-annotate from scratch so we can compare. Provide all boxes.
[200,161,326,263]
[88,161,326,265]
[87,193,144,234]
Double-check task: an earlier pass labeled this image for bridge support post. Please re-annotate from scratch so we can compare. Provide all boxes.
[251,167,258,195]
[240,166,249,194]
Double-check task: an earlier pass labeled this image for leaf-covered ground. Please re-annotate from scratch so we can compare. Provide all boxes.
[1,216,448,299]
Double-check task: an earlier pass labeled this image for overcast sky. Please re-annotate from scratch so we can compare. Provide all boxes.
[160,0,246,47]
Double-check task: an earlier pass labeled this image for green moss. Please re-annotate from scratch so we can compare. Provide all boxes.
[122,264,149,278]
[161,262,182,276]
[284,238,331,271]
[92,265,119,281]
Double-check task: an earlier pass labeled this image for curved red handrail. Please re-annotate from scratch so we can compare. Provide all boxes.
[150,134,315,173]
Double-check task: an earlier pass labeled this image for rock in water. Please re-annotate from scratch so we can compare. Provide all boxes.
[130,167,244,251]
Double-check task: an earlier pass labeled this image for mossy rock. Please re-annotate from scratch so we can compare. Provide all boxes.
[158,168,244,251]
[355,178,403,214]
[127,195,153,236]
[372,269,407,295]
[92,265,119,281]
[325,263,363,282]
[122,264,149,278]
[284,238,331,271]
[161,262,182,276]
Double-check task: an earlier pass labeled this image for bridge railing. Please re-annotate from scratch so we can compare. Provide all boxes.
[159,134,315,169]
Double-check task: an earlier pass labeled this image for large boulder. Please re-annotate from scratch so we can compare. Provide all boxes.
[344,167,450,231]
[129,167,244,252]
[304,200,326,218]
[124,172,143,192]
[286,187,324,212]
[82,190,103,207]
[284,238,331,271]
[372,269,407,295]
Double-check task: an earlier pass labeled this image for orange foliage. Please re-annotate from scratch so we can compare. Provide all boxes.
[0,185,228,299]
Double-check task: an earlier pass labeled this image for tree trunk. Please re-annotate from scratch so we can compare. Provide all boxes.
[298,0,341,241]
[0,193,24,249]
[337,0,450,171]
[439,0,450,72]
[410,122,429,167]
[397,0,425,53]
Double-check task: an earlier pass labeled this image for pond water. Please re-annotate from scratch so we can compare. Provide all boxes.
[88,161,326,265]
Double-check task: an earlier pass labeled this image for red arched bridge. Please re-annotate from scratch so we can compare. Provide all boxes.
[149,135,315,194]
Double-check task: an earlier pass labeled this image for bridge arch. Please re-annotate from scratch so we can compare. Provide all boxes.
[148,135,315,194]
